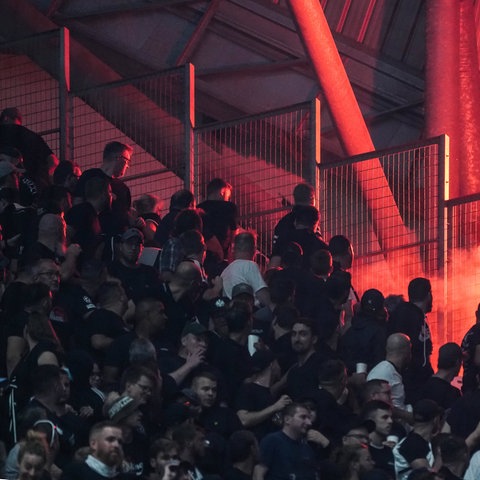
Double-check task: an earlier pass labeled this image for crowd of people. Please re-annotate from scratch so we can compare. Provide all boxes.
[0,106,479,480]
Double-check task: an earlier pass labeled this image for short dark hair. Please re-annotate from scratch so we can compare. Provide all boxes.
[329,235,351,256]
[53,161,75,185]
[282,402,308,419]
[228,430,257,463]
[408,277,431,303]
[268,271,295,305]
[171,423,202,449]
[170,189,195,210]
[173,209,203,236]
[274,303,299,330]
[310,249,332,276]
[438,434,468,464]
[121,365,157,390]
[361,400,392,420]
[149,438,179,461]
[191,370,218,386]
[206,178,231,197]
[103,141,132,160]
[32,365,62,396]
[89,421,121,442]
[85,175,110,202]
[437,342,463,370]
[294,206,319,228]
[293,183,315,205]
[318,359,346,385]
[180,230,205,257]
[292,317,318,337]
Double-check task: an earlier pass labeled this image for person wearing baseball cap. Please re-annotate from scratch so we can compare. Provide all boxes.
[104,395,147,477]
[339,288,387,375]
[164,322,209,389]
[109,227,161,302]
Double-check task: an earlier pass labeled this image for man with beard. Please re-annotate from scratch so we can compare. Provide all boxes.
[61,421,128,479]
[286,318,331,400]
[387,277,434,403]
[254,403,318,480]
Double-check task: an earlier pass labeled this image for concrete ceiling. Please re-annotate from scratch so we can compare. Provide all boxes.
[5,0,477,159]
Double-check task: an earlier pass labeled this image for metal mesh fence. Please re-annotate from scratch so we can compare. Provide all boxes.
[0,30,67,159]
[70,67,192,217]
[319,137,447,344]
[194,100,320,256]
[445,195,480,344]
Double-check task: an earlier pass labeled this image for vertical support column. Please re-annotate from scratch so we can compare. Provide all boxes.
[59,27,71,162]
[184,62,195,192]
[458,0,480,197]
[308,98,321,207]
[425,0,459,197]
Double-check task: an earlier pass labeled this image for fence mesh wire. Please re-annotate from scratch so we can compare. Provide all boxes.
[3,30,475,350]
[0,31,64,157]
[194,102,319,256]
[70,68,190,217]
[445,196,480,344]
[319,139,446,344]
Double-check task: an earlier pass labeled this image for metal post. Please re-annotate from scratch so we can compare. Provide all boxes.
[184,63,195,192]
[308,98,320,207]
[59,27,71,162]
[437,134,450,346]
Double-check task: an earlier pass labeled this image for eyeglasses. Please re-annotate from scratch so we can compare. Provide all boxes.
[117,155,131,167]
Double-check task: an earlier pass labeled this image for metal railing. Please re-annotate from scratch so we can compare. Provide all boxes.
[445,194,480,344]
[319,136,449,344]
[70,65,194,217]
[0,28,70,161]
[3,29,475,348]
[194,100,320,256]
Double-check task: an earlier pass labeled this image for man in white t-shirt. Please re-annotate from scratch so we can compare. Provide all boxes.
[221,231,272,309]
[367,333,412,422]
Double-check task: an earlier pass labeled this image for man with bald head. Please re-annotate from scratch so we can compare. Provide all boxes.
[367,333,412,416]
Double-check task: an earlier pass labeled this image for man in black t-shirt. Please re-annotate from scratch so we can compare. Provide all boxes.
[362,400,396,478]
[74,141,136,236]
[0,107,59,184]
[197,178,238,265]
[388,278,434,404]
[417,342,462,410]
[236,349,291,440]
[271,205,328,269]
[108,228,161,303]
[225,430,260,480]
[461,303,480,393]
[393,399,443,480]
